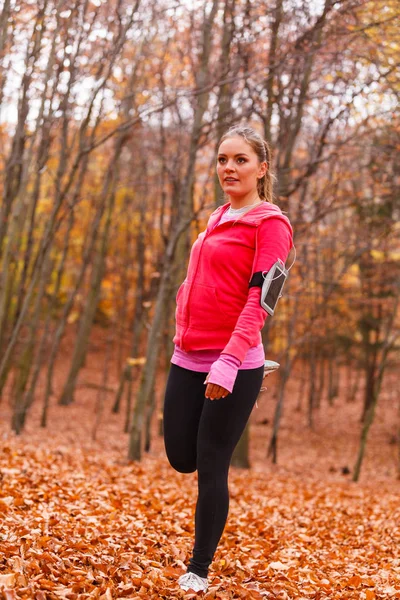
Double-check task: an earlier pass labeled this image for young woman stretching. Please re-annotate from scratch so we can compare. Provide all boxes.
[163,126,293,593]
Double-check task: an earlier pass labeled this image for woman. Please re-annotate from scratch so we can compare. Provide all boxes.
[163,126,293,593]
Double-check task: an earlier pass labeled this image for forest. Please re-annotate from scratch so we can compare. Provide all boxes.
[0,0,399,598]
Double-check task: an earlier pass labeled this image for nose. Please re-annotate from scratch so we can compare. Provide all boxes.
[224,159,235,172]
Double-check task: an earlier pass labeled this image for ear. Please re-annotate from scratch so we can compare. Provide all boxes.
[257,161,268,179]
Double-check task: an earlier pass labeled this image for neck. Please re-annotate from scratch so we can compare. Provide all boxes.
[228,191,262,210]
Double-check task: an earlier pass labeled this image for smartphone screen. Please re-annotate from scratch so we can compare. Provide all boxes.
[261,262,287,315]
[266,267,286,308]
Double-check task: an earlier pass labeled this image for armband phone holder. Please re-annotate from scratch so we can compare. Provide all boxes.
[260,259,288,316]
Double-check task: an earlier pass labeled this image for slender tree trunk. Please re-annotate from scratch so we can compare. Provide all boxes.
[231,422,250,469]
[128,0,220,461]
[267,294,298,462]
[264,0,283,142]
[112,202,147,414]
[144,379,156,453]
[328,355,338,405]
[213,0,235,207]
[353,390,378,482]
[346,363,360,403]
[0,1,46,257]
[353,293,399,481]
[124,373,134,434]
[128,215,194,460]
[296,360,307,411]
[92,328,113,441]
[11,255,53,433]
[59,181,117,405]
[307,342,316,429]
[315,358,325,409]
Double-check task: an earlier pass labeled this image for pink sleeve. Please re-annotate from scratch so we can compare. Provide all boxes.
[206,353,242,394]
[222,218,293,363]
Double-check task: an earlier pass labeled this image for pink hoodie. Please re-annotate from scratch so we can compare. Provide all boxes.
[173,201,293,363]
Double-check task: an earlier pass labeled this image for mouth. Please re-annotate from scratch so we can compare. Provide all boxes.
[224,177,239,182]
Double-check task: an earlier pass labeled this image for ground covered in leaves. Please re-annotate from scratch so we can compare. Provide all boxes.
[0,352,399,599]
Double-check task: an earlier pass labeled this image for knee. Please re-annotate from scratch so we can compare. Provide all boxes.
[167,455,197,474]
[197,453,229,479]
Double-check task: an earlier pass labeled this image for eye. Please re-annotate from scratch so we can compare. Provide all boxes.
[217,157,226,164]
[237,157,246,164]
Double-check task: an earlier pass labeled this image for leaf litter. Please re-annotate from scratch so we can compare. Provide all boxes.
[0,355,399,598]
[0,442,399,599]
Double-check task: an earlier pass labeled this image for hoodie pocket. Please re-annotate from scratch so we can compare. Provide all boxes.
[187,282,236,331]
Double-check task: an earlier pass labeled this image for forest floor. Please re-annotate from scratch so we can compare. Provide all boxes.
[0,333,399,599]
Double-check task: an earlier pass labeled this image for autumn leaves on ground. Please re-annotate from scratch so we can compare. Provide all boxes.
[0,354,399,600]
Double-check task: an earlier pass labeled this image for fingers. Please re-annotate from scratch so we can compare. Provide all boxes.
[205,383,229,400]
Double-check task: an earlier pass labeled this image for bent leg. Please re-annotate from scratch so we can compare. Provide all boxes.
[163,364,207,474]
[187,366,264,578]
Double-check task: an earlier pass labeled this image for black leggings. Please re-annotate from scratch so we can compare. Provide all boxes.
[163,363,264,578]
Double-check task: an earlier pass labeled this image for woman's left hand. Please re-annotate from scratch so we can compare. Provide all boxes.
[204,374,229,400]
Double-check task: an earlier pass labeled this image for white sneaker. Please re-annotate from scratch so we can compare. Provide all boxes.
[178,571,208,592]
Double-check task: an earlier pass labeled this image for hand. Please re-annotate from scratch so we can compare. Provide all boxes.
[204,374,229,400]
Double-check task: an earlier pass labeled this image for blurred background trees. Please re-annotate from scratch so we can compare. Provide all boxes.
[0,0,398,479]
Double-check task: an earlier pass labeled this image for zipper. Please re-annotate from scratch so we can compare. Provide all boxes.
[180,219,235,348]
[180,214,274,346]
[181,230,209,349]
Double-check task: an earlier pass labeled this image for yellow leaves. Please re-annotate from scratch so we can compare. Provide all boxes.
[127,356,146,366]
[67,310,80,324]
[370,249,385,261]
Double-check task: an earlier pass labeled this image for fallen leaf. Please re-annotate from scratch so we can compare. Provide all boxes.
[269,561,290,571]
[0,574,16,588]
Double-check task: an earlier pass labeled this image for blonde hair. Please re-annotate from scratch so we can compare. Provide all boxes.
[219,126,274,203]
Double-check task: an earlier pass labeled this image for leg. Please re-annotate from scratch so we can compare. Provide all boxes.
[163,364,207,474]
[187,366,264,578]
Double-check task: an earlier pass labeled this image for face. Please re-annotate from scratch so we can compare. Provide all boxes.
[216,136,267,200]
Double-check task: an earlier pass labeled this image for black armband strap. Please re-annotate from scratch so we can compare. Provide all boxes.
[249,271,264,288]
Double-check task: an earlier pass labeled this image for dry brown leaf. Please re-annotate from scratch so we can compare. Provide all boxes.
[269,561,290,571]
[0,574,16,588]
[345,574,362,588]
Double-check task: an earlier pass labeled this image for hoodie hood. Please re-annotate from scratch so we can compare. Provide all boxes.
[207,201,292,233]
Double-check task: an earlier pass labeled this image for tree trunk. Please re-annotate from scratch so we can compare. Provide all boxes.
[11,254,53,433]
[353,292,399,481]
[112,203,147,415]
[128,0,220,461]
[213,0,236,207]
[307,342,316,429]
[328,355,338,405]
[267,293,298,462]
[59,198,114,405]
[128,215,194,460]
[59,133,126,405]
[92,328,113,441]
[144,379,156,453]
[231,422,250,469]
[264,0,284,143]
